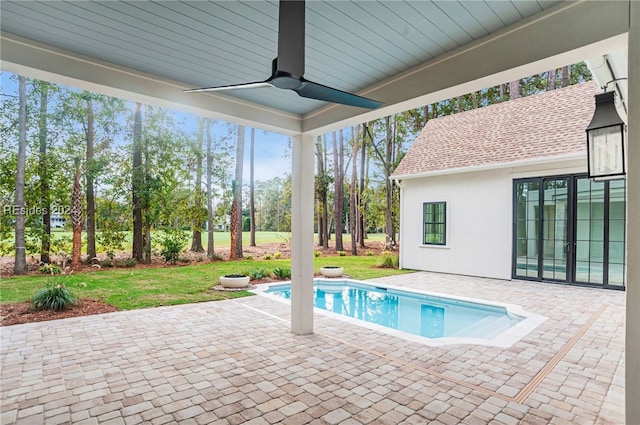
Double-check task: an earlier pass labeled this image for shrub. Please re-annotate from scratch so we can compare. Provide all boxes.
[272,267,291,279]
[244,255,254,260]
[314,250,322,257]
[32,281,75,312]
[248,268,269,280]
[366,251,374,256]
[209,252,224,261]
[379,255,398,269]
[116,258,137,268]
[262,254,272,260]
[96,230,127,260]
[51,235,72,256]
[273,252,282,259]
[39,263,61,275]
[338,251,346,256]
[157,228,189,264]
[100,260,114,268]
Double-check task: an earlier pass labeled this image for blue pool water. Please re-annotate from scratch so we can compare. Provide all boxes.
[264,280,524,340]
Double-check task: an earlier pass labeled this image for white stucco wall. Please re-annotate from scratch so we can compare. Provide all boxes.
[397,159,585,280]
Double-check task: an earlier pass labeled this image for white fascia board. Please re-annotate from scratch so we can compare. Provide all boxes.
[390,152,586,181]
[302,0,629,136]
[0,32,303,136]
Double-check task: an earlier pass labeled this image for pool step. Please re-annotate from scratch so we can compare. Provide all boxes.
[449,315,512,339]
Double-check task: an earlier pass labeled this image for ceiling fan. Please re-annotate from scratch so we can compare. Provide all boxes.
[185,0,383,109]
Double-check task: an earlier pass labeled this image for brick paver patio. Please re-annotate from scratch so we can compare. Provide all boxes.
[1,272,625,424]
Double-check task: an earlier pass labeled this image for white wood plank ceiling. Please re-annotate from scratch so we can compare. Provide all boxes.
[0,1,562,116]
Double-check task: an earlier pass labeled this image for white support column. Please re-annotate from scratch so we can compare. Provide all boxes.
[626,1,640,423]
[290,133,315,335]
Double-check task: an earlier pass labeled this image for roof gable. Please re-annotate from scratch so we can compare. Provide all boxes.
[392,81,598,178]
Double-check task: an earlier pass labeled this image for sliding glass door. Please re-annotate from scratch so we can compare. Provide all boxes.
[513,175,625,289]
[541,178,570,281]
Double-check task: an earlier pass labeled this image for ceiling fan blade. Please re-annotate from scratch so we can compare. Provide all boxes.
[277,0,305,78]
[294,79,383,109]
[184,81,273,93]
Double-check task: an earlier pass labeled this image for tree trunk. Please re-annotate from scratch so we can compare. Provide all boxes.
[229,125,245,259]
[191,119,204,253]
[38,82,51,264]
[561,65,570,88]
[13,75,27,275]
[321,136,329,248]
[132,102,144,262]
[349,125,359,255]
[85,97,97,260]
[316,142,323,248]
[547,69,557,90]
[206,119,215,258]
[332,131,344,252]
[249,127,256,247]
[358,127,367,248]
[144,133,151,264]
[71,158,83,268]
[499,84,507,102]
[377,116,396,250]
[315,136,329,248]
[509,80,521,99]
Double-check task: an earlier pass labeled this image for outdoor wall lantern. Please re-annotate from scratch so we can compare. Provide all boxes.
[586,86,627,181]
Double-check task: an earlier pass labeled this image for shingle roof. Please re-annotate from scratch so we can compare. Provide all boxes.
[392,81,598,178]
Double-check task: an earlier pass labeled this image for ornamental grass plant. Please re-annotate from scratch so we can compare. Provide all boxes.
[31,280,76,312]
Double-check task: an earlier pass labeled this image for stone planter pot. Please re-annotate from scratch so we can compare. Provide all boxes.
[219,275,250,288]
[319,266,344,278]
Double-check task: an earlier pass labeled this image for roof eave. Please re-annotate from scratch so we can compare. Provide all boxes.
[391,152,586,181]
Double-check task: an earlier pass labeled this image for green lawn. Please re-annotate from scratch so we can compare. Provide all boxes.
[10,230,386,255]
[0,255,411,310]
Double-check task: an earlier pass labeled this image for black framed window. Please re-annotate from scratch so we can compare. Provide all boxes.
[423,202,446,245]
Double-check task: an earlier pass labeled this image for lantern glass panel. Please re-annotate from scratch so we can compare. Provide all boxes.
[588,125,624,177]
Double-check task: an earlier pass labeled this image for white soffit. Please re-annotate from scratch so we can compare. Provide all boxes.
[0,1,631,137]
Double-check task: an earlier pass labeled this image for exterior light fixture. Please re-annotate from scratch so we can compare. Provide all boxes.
[585,87,627,181]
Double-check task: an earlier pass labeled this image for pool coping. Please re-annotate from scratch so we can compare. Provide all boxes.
[251,278,548,348]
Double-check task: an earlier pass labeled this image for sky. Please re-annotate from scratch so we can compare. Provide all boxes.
[1,72,292,182]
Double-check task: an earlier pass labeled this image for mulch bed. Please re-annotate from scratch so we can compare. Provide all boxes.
[0,299,118,327]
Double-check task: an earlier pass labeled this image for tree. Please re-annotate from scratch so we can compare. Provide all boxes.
[249,127,256,247]
[332,131,345,251]
[547,69,557,90]
[315,135,330,249]
[509,80,521,99]
[190,118,204,253]
[85,96,97,260]
[561,65,570,87]
[364,117,396,249]
[206,119,215,258]
[229,125,245,259]
[37,81,51,264]
[131,102,144,262]
[349,125,360,255]
[358,128,367,247]
[13,75,27,275]
[71,157,83,268]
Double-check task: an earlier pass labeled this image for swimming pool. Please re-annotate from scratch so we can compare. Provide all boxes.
[256,279,546,347]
